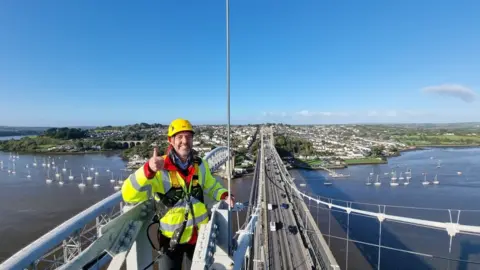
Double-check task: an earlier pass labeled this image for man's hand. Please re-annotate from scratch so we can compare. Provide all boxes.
[224,195,235,208]
[148,147,164,172]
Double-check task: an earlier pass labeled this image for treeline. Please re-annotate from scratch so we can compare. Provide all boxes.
[0,137,62,152]
[275,135,316,157]
[121,140,169,159]
[43,128,88,140]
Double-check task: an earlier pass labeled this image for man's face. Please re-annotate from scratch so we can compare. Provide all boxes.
[170,131,193,158]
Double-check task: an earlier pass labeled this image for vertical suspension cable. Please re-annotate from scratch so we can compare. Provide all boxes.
[225,0,232,255]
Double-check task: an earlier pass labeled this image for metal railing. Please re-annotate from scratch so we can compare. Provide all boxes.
[0,146,231,270]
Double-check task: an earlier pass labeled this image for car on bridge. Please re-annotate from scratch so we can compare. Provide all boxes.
[270,221,277,232]
[280,203,289,209]
[288,225,298,235]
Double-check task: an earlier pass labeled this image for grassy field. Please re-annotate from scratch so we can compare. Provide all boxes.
[303,159,324,166]
[344,158,387,165]
[396,135,480,146]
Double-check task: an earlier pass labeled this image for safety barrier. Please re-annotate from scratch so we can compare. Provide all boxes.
[0,146,231,270]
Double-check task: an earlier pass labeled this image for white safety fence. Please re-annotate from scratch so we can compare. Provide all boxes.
[0,146,231,270]
[282,169,480,269]
[265,128,480,269]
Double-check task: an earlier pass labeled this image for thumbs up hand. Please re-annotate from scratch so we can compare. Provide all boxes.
[148,147,164,172]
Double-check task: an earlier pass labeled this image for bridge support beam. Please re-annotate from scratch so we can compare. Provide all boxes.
[217,154,235,179]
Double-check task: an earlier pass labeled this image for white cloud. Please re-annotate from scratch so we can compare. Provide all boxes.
[367,110,378,117]
[386,110,397,117]
[294,110,349,117]
[422,84,477,103]
[261,111,288,117]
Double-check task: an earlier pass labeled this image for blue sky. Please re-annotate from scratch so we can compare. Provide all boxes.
[1,1,479,126]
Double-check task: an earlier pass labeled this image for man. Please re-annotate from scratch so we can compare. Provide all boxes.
[121,118,234,269]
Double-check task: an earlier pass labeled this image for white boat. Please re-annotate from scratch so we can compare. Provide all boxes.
[390,178,399,186]
[62,160,67,172]
[58,175,64,186]
[33,157,37,167]
[93,176,100,188]
[68,169,74,180]
[399,172,404,181]
[46,169,52,184]
[86,170,93,181]
[27,169,31,178]
[324,181,332,186]
[374,175,381,186]
[11,163,16,174]
[391,171,397,181]
[436,160,441,168]
[432,174,439,185]
[422,174,430,185]
[78,173,86,188]
[55,168,60,178]
[365,176,372,186]
[110,172,116,183]
[457,171,462,175]
[369,169,374,176]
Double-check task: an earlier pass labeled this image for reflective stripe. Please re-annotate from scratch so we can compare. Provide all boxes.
[141,185,152,198]
[129,173,141,191]
[159,212,209,231]
[161,170,171,191]
[212,187,222,200]
[129,173,152,198]
[198,161,206,186]
[204,180,219,195]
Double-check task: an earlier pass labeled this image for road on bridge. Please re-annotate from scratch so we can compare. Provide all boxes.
[264,144,313,270]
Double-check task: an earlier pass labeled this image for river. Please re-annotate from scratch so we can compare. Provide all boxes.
[0,150,255,263]
[295,147,480,270]
[2,147,479,269]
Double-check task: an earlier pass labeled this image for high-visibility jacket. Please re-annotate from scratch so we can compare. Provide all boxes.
[121,154,228,244]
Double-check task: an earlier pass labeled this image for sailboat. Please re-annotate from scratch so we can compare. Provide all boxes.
[33,157,37,167]
[365,176,372,186]
[46,169,52,184]
[94,169,99,176]
[110,172,116,183]
[27,169,31,178]
[406,169,412,180]
[78,173,86,188]
[93,176,100,188]
[390,178,399,186]
[68,169,74,180]
[369,168,374,176]
[114,178,121,190]
[11,163,16,174]
[432,174,439,185]
[86,170,93,181]
[58,174,64,186]
[374,175,381,186]
[55,167,60,178]
[391,170,397,181]
[62,160,67,172]
[422,174,430,185]
[399,172,404,181]
[436,160,441,168]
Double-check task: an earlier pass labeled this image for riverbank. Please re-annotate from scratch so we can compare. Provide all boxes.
[0,149,122,156]
[344,157,387,165]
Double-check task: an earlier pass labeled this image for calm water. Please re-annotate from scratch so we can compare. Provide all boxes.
[0,150,254,263]
[296,147,480,270]
[3,147,479,269]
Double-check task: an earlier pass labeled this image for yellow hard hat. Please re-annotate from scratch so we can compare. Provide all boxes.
[168,118,194,137]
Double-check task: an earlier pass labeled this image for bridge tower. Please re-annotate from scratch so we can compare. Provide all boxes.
[216,153,235,179]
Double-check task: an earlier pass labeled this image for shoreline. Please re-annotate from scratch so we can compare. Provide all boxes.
[0,149,122,156]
